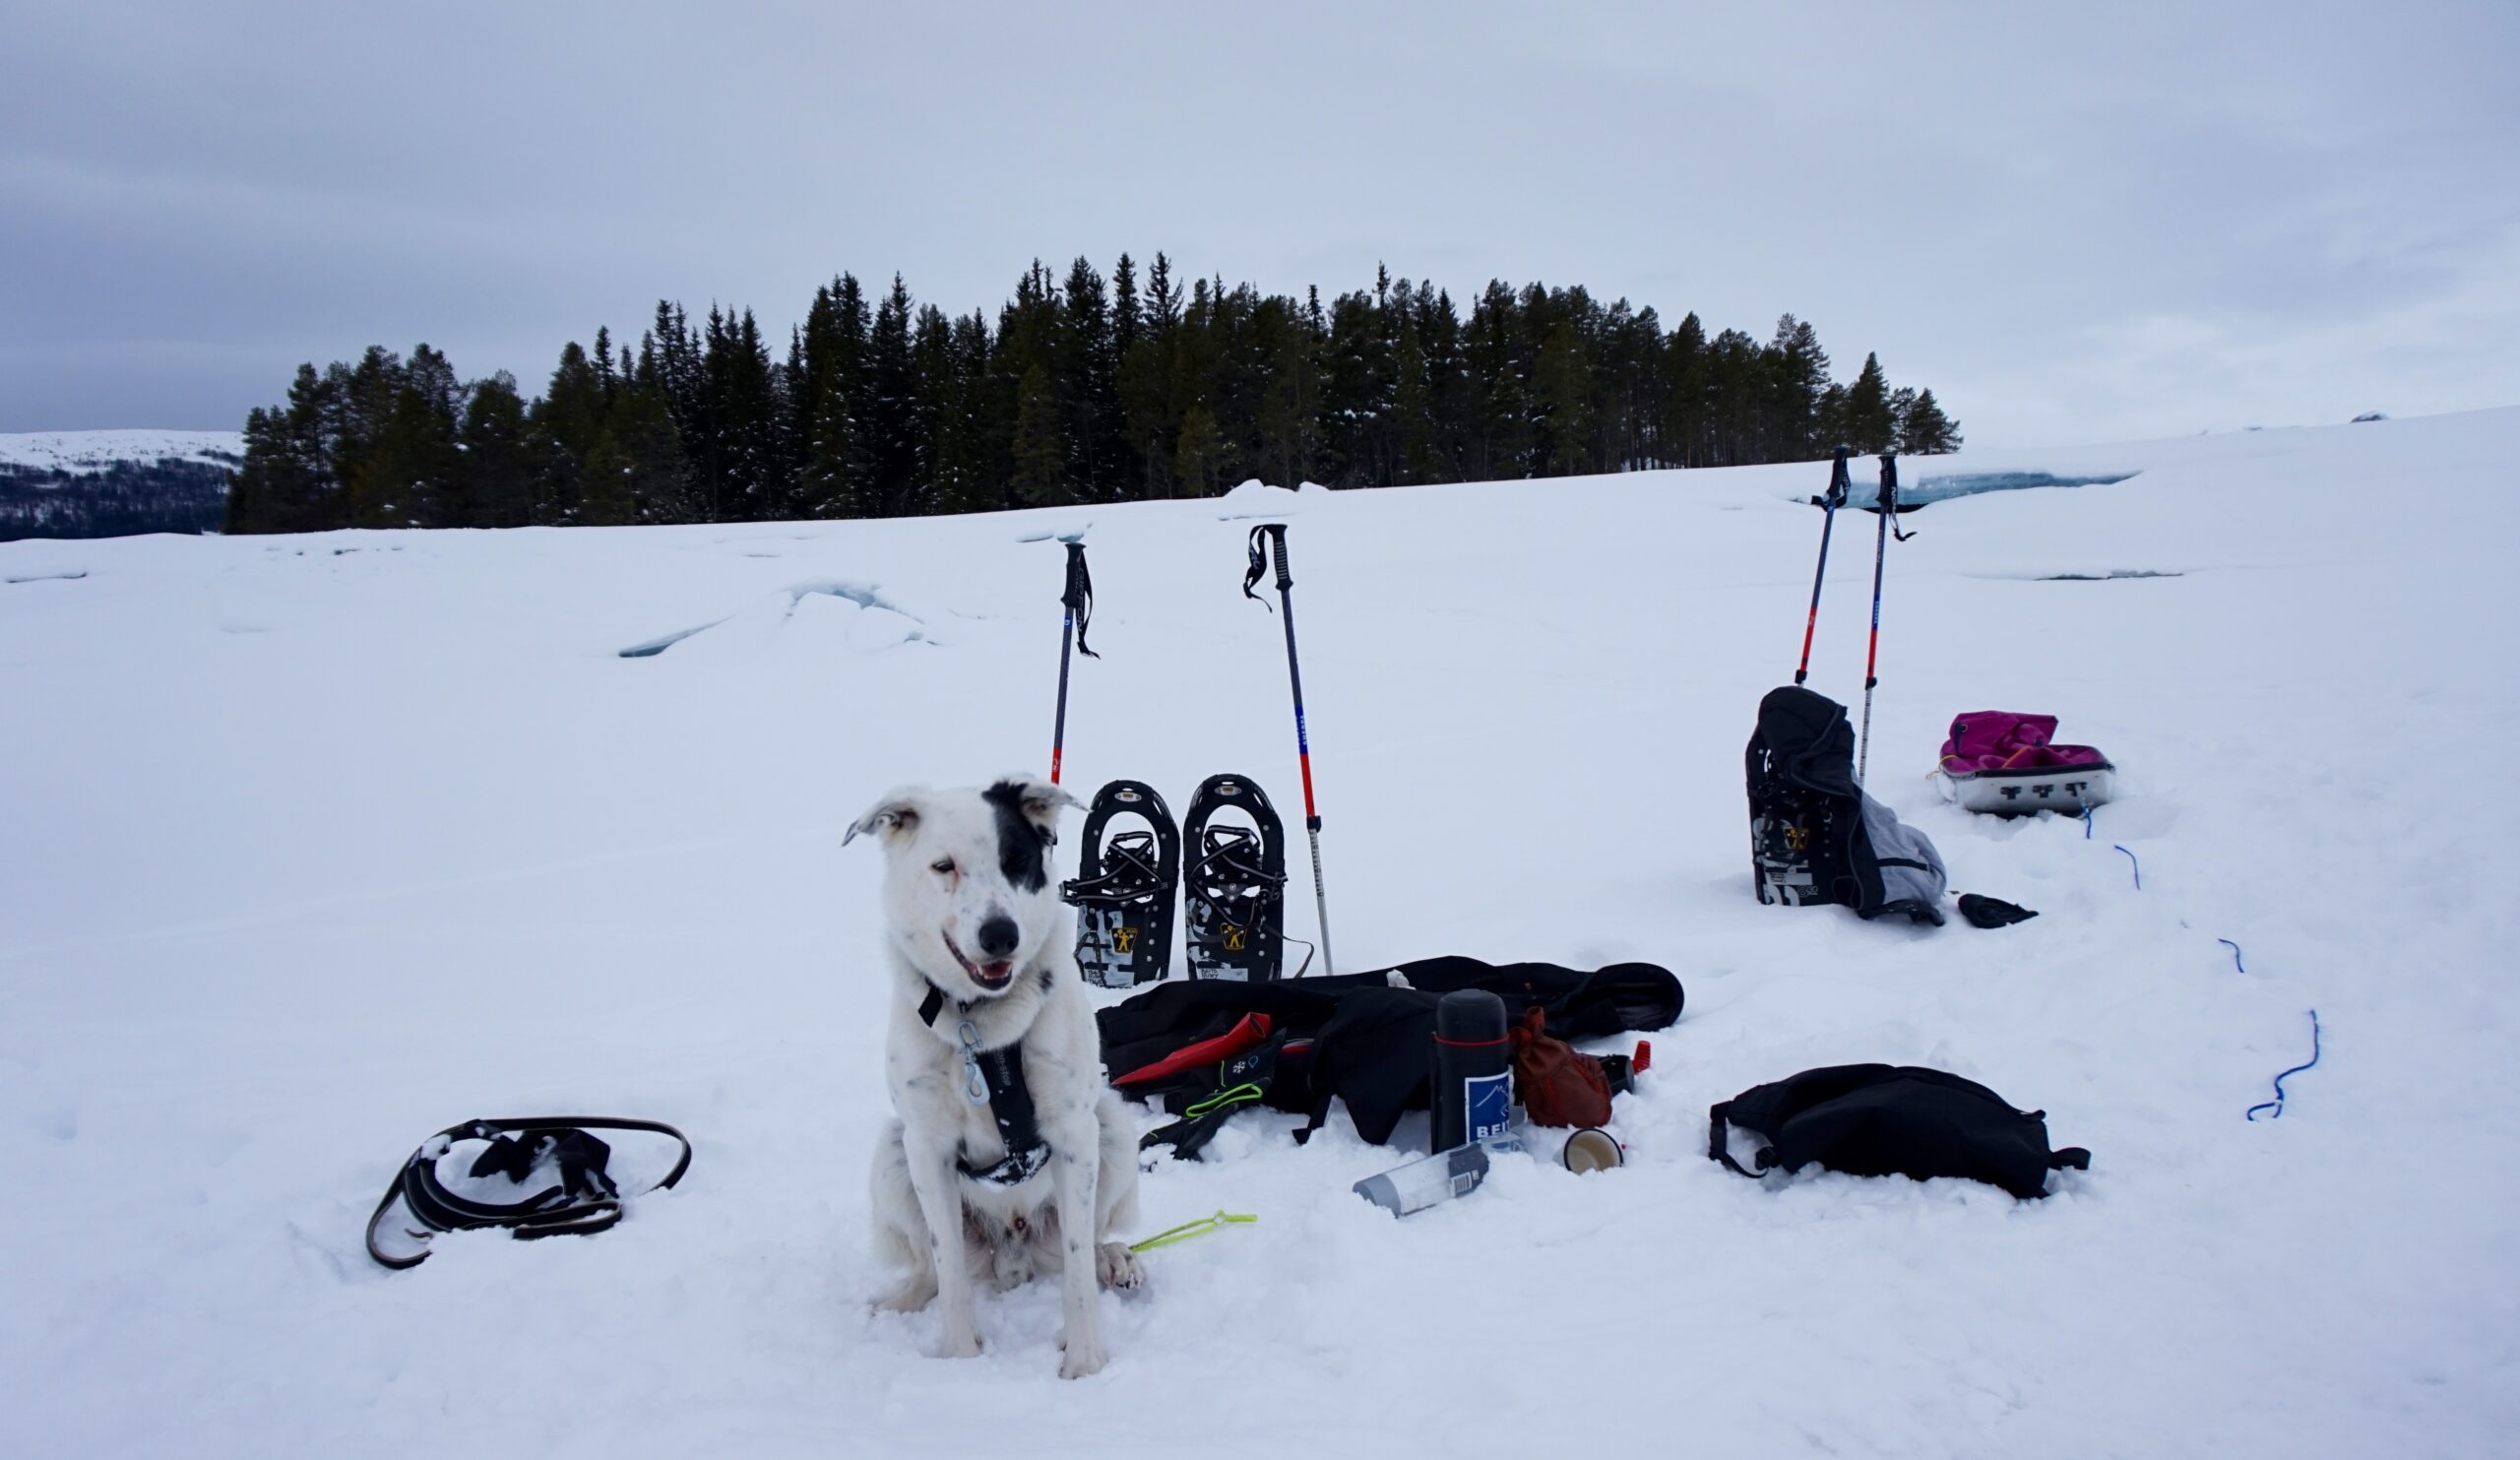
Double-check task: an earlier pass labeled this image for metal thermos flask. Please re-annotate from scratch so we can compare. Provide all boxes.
[1430,989,1511,1152]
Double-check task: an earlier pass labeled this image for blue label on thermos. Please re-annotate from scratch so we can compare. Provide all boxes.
[1465,1071,1511,1141]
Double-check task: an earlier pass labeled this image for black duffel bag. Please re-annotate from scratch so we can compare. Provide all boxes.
[1709,1063,2089,1200]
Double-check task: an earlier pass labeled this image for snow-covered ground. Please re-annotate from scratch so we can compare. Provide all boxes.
[0,428,244,475]
[2,411,2513,1458]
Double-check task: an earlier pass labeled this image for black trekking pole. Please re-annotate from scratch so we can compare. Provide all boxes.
[1048,539,1097,787]
[1856,454,1911,785]
[1793,448,1854,685]
[1244,523,1334,977]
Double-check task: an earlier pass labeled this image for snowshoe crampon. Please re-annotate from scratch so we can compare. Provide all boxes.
[1062,780,1180,988]
[1750,789,1836,908]
[1182,773,1289,982]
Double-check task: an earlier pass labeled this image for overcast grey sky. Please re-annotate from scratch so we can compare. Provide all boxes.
[5,1,2515,448]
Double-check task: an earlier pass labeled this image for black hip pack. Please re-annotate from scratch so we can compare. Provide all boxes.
[1709,1064,2089,1200]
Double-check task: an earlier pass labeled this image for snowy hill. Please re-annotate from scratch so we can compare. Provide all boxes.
[2,410,2513,1458]
[0,428,244,475]
[0,429,242,540]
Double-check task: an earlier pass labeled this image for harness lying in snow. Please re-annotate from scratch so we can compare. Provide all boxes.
[919,984,1050,1185]
[365,1116,692,1269]
[1099,955,1683,1151]
[1936,710,2115,815]
[1747,685,1947,924]
[1709,1064,2089,1200]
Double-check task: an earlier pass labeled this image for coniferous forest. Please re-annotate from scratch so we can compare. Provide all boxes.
[222,257,1960,534]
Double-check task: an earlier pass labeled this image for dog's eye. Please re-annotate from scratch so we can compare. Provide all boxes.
[930,858,955,875]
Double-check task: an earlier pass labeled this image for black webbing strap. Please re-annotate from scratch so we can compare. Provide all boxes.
[366,1115,693,1270]
[1706,1102,1773,1180]
[1242,524,1292,604]
[1062,542,1100,659]
[1880,456,1916,542]
[1060,835,1162,906]
[1191,826,1286,932]
[918,983,1052,1185]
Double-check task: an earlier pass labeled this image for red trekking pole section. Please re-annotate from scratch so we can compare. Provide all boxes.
[1794,448,1853,686]
[1245,523,1335,977]
[1856,455,1902,785]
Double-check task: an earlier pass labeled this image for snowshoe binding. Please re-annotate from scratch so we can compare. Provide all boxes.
[1181,773,1289,982]
[1062,780,1180,988]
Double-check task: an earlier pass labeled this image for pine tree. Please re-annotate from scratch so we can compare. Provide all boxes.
[360,343,463,527]
[1172,401,1223,496]
[1464,282,1531,479]
[1666,311,1710,468]
[593,326,617,402]
[712,309,786,519]
[1010,363,1068,506]
[866,276,920,516]
[1707,328,1765,467]
[528,340,606,523]
[1255,294,1322,488]
[1390,281,1435,484]
[1766,314,1832,461]
[227,363,339,533]
[1420,287,1468,480]
[1319,288,1384,486]
[1060,257,1117,501]
[1533,319,1595,476]
[1844,351,1896,455]
[586,378,686,524]
[1897,388,1961,455]
[459,372,534,528]
[792,277,872,518]
[933,309,997,513]
[1119,253,1177,499]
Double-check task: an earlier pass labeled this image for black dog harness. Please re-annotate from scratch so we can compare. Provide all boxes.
[919,984,1051,1185]
[364,1116,693,1270]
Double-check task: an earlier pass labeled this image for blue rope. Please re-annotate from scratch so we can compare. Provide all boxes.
[2245,1009,2321,1121]
[2218,938,2245,973]
[2113,845,2140,889]
[2081,804,2095,840]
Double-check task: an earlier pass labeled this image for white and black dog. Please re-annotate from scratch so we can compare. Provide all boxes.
[846,774,1143,1378]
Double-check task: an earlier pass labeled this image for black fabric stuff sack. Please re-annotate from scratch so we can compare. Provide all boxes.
[1708,1063,2090,1200]
[1746,685,1947,924]
[1098,955,1683,1148]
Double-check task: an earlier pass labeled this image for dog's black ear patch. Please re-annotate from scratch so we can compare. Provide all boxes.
[983,780,1051,892]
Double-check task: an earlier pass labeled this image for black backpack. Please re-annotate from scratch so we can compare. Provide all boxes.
[1746,685,1947,924]
[1709,1064,2089,1200]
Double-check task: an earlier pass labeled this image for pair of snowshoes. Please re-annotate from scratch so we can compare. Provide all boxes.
[1063,774,1291,987]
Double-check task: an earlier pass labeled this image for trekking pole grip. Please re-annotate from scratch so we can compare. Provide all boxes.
[1265,523,1292,591]
[1062,540,1089,608]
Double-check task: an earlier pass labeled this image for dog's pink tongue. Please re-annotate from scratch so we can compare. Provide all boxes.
[979,961,1014,984]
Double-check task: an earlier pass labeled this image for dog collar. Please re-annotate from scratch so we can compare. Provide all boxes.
[917,981,1050,1185]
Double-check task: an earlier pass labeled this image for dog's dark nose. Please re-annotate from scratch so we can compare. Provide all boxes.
[976,915,1020,959]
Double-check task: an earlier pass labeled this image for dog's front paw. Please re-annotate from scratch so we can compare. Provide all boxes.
[935,1326,983,1360]
[1058,1335,1108,1379]
[1096,1241,1146,1292]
